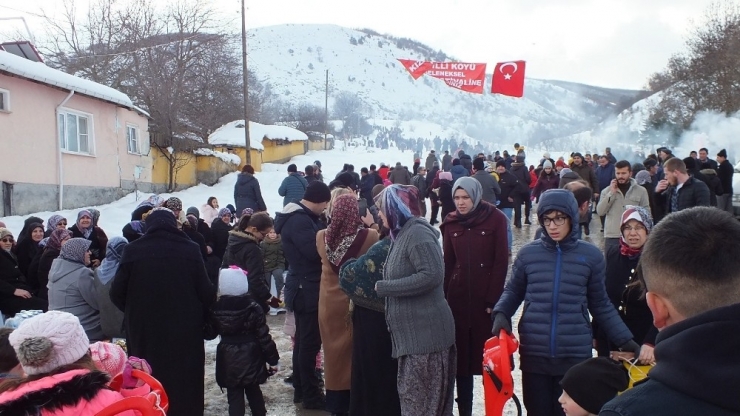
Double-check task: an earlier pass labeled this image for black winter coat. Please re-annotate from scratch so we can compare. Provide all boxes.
[25,247,43,295]
[717,159,734,194]
[598,246,657,348]
[601,303,740,416]
[195,218,214,249]
[69,225,108,263]
[0,249,30,296]
[496,171,520,209]
[656,177,710,221]
[184,227,209,259]
[274,202,325,311]
[221,231,271,307]
[439,179,455,220]
[110,221,215,416]
[14,238,39,278]
[212,295,279,387]
[234,173,267,214]
[510,163,531,195]
[699,169,723,206]
[34,248,60,300]
[210,218,232,260]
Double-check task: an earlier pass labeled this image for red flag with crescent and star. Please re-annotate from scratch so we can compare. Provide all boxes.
[491,61,526,98]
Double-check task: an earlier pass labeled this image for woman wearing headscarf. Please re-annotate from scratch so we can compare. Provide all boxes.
[595,206,658,365]
[110,207,216,416]
[30,229,72,300]
[317,193,379,415]
[437,171,456,220]
[221,213,274,312]
[13,222,44,277]
[48,237,104,341]
[374,185,456,416]
[339,209,401,416]
[44,214,67,237]
[212,207,235,260]
[440,177,509,416]
[69,209,108,267]
[94,237,128,339]
[0,228,48,316]
[15,216,43,245]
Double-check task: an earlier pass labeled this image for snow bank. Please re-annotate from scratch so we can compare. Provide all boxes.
[193,148,241,165]
[0,51,136,110]
[208,120,309,150]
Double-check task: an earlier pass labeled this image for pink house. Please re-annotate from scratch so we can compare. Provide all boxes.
[0,49,154,216]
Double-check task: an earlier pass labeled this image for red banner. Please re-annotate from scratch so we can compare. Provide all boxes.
[491,61,526,98]
[398,59,487,94]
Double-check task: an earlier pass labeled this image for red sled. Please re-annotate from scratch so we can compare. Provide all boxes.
[95,370,169,416]
[482,330,522,416]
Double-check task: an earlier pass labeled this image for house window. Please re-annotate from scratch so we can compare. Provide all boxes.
[0,89,9,112]
[127,125,140,154]
[58,110,93,155]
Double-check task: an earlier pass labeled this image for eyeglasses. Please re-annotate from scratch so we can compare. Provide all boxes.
[622,225,646,233]
[57,222,67,227]
[542,216,567,226]
[1,238,13,243]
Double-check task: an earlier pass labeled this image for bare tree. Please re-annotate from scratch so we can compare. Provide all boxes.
[648,1,740,129]
[40,0,276,191]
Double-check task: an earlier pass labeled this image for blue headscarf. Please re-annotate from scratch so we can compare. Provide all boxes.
[97,237,128,285]
[374,185,421,241]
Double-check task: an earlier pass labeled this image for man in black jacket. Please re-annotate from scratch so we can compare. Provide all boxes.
[716,149,734,214]
[601,207,740,416]
[274,181,331,410]
[654,158,710,222]
[496,161,519,253]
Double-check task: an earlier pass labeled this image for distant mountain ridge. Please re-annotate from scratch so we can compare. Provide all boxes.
[247,24,646,146]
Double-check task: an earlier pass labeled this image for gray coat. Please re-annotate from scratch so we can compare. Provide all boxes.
[48,258,104,341]
[93,270,125,339]
[376,217,455,358]
[472,170,501,204]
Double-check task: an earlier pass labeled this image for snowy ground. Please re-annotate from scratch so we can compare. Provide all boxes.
[2,143,590,415]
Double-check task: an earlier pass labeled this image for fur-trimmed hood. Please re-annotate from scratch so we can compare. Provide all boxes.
[0,369,133,415]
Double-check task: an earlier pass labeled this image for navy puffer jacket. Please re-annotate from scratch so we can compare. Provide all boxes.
[494,189,633,361]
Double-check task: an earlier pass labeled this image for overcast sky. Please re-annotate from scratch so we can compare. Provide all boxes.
[0,0,718,90]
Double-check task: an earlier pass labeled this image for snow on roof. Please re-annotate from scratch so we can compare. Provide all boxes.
[193,148,241,165]
[208,120,308,150]
[0,51,136,110]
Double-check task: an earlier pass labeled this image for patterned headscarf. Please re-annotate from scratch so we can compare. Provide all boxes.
[47,229,73,251]
[88,209,101,227]
[218,208,231,218]
[137,195,165,209]
[46,215,66,233]
[619,205,654,257]
[76,210,93,239]
[165,197,183,212]
[325,194,363,266]
[97,237,128,285]
[375,185,421,241]
[241,208,254,219]
[59,238,92,264]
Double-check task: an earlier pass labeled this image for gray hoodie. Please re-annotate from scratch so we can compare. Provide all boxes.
[48,258,104,341]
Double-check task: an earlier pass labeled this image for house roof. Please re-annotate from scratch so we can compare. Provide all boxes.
[0,50,138,111]
[208,120,309,150]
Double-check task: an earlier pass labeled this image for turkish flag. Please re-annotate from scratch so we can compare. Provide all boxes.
[491,61,526,98]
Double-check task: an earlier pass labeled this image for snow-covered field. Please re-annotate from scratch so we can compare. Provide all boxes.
[2,143,557,415]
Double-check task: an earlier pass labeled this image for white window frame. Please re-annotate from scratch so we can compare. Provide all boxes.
[126,124,141,155]
[0,88,9,112]
[58,108,95,156]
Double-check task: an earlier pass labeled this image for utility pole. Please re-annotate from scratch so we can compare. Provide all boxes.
[324,69,329,150]
[241,0,251,165]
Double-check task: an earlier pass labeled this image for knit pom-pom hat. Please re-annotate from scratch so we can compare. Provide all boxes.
[9,311,90,375]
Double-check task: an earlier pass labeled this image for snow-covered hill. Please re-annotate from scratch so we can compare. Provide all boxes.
[247,24,641,144]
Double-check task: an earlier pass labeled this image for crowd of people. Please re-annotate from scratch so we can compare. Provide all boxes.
[0,142,737,416]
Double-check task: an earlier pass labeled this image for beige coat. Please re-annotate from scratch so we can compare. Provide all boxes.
[316,229,378,391]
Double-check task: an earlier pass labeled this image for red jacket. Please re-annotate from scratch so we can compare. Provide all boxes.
[378,166,390,180]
